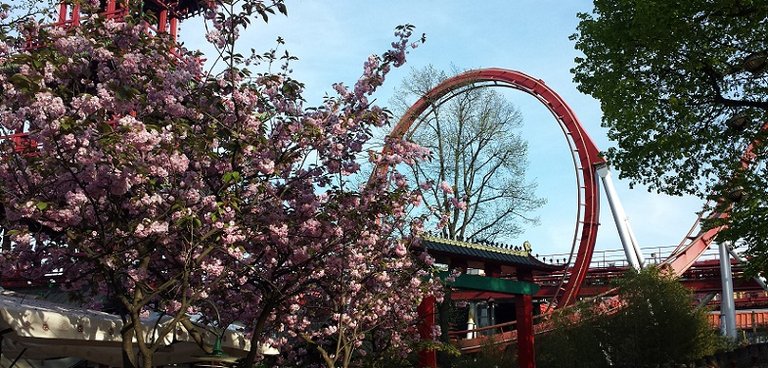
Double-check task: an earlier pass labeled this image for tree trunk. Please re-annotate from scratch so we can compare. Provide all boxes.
[242,303,274,367]
[121,321,137,368]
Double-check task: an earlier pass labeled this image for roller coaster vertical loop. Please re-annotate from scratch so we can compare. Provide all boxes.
[390,68,606,307]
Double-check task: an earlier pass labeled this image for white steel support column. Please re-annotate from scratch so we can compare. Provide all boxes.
[597,165,644,270]
[718,241,737,339]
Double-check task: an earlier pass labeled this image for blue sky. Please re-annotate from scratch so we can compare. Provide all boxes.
[180,1,707,257]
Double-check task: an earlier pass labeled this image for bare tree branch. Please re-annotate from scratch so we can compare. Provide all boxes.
[390,65,546,242]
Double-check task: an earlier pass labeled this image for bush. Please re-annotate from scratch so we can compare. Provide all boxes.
[452,337,517,368]
[537,267,720,367]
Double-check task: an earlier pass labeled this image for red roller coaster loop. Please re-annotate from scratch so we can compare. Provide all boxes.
[390,68,606,307]
[396,70,765,359]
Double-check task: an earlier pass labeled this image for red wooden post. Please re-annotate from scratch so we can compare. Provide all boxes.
[169,16,178,41]
[105,0,116,15]
[417,295,437,368]
[158,9,168,33]
[516,269,535,368]
[71,4,81,26]
[57,2,68,25]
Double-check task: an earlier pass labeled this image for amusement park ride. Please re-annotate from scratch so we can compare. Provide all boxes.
[0,1,765,368]
[393,68,766,368]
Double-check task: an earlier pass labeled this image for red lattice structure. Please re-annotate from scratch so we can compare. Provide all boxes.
[55,0,207,39]
[394,67,756,310]
[2,0,208,157]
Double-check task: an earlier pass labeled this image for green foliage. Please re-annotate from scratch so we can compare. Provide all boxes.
[536,299,612,368]
[537,267,720,367]
[354,352,417,368]
[571,0,768,274]
[607,268,721,365]
[452,338,517,368]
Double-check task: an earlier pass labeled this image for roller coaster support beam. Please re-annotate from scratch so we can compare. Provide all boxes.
[718,241,737,339]
[727,246,768,292]
[597,165,644,270]
[695,292,717,310]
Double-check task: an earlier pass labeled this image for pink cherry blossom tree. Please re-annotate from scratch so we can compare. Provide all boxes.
[0,1,442,367]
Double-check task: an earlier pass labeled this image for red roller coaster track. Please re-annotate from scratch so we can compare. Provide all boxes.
[397,69,759,360]
[392,67,746,310]
[390,68,606,307]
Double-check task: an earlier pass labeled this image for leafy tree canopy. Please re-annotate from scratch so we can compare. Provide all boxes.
[572,0,768,272]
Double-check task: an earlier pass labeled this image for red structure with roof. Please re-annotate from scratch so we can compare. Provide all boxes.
[417,236,563,368]
[3,0,208,156]
[55,0,206,37]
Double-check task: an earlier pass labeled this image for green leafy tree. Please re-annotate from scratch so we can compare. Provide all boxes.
[606,268,720,366]
[571,0,768,272]
[536,302,611,368]
[451,339,516,368]
[537,267,720,368]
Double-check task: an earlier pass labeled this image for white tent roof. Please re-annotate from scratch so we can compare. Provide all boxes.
[0,291,252,366]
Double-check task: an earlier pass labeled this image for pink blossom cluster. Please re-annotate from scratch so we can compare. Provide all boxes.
[0,4,442,366]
